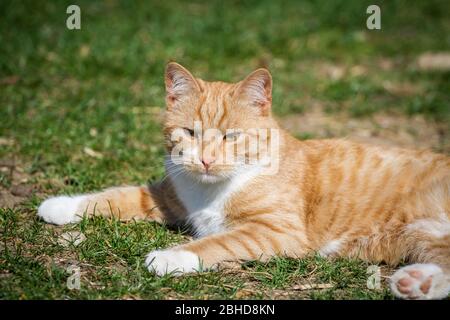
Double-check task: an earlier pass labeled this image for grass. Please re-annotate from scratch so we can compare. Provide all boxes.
[0,0,449,299]
[1,207,392,299]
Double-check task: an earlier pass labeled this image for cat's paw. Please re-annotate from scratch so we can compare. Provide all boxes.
[37,196,86,225]
[390,263,450,300]
[145,249,202,276]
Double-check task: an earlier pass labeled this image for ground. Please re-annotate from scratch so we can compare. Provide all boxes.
[0,0,449,299]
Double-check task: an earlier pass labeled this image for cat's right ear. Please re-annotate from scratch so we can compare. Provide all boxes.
[165,62,200,108]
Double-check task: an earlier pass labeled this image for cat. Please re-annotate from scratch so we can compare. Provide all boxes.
[38,62,450,300]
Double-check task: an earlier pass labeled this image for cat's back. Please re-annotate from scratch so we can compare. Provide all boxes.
[298,138,449,183]
[289,138,449,252]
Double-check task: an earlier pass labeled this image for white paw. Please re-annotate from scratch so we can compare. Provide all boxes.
[390,263,450,300]
[145,249,202,276]
[37,195,86,225]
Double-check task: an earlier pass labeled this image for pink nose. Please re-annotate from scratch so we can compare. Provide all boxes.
[201,157,215,170]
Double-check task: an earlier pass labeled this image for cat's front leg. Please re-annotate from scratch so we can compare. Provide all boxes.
[38,185,165,225]
[146,218,307,275]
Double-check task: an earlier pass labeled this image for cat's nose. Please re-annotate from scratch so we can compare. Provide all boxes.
[201,157,216,171]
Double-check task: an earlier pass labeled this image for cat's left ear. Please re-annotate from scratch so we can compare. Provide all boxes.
[236,68,272,115]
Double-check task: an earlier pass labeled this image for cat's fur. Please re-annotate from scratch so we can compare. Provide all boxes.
[38,63,450,299]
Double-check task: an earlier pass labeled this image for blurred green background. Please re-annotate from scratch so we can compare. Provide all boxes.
[0,0,449,299]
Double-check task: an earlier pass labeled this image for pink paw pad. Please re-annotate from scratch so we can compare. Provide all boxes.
[395,270,432,298]
[390,264,450,300]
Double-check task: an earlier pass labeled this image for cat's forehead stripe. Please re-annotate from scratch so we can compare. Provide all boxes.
[197,82,233,129]
[216,98,228,128]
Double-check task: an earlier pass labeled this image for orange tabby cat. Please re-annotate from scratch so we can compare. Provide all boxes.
[38,62,450,299]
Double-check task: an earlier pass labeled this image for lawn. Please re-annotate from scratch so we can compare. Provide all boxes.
[0,0,449,299]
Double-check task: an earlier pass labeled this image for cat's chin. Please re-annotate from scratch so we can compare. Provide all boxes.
[195,173,228,184]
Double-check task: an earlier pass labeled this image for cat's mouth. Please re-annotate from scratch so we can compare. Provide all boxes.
[167,158,235,184]
[186,168,231,184]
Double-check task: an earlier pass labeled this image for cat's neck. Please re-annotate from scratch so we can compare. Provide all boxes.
[165,159,264,237]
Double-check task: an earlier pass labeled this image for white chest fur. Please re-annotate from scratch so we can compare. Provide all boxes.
[168,164,262,238]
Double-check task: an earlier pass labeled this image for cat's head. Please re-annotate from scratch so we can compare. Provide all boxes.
[163,62,279,183]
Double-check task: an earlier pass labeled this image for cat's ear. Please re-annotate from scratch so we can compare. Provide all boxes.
[236,68,272,115]
[165,62,201,107]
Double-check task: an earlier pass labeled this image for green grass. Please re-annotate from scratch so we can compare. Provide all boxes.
[0,0,449,299]
[1,205,392,299]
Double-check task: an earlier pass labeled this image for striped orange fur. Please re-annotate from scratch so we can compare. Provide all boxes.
[38,62,450,299]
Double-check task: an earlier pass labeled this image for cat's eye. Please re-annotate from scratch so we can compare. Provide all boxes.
[224,131,241,141]
[183,128,195,137]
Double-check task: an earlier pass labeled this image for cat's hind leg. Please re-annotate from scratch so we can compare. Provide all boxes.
[38,185,165,225]
[390,263,449,299]
[390,215,450,299]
